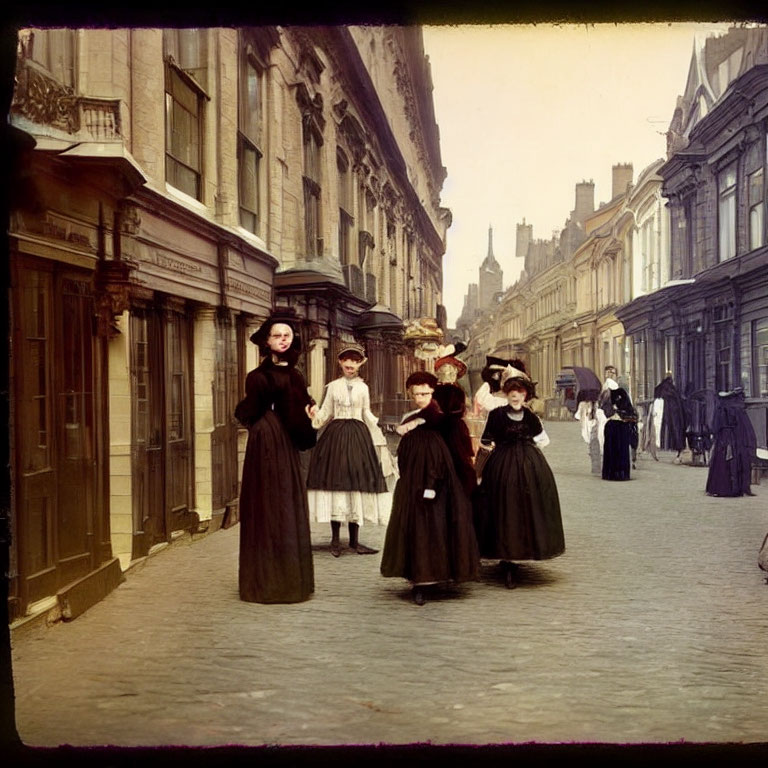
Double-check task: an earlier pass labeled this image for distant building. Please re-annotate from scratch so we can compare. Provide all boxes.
[455,225,503,338]
[617,25,768,449]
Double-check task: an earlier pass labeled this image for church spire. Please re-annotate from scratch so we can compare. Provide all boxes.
[481,224,500,270]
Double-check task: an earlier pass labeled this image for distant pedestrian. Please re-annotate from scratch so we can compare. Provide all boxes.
[651,371,687,462]
[706,387,757,497]
[380,372,480,606]
[234,317,317,604]
[306,343,393,556]
[599,373,638,481]
[473,364,565,589]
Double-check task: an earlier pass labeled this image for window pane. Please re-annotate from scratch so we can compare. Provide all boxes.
[239,142,258,213]
[718,164,736,191]
[748,168,763,206]
[719,192,736,261]
[757,319,768,398]
[741,320,753,395]
[243,60,260,142]
[750,205,764,251]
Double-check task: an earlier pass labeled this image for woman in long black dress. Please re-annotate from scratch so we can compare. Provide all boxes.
[380,371,479,605]
[601,381,638,481]
[705,387,757,497]
[234,317,317,604]
[474,368,565,588]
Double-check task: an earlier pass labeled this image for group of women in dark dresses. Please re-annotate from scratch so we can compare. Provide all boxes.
[234,316,565,606]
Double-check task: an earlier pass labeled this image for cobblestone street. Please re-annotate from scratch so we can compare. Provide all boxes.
[10,420,768,750]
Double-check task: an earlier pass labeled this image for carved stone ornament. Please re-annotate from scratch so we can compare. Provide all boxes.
[94,258,136,338]
[295,82,325,135]
[12,58,79,134]
[119,202,141,235]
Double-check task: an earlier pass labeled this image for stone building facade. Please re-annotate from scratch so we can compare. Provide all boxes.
[616,26,768,447]
[7,25,448,623]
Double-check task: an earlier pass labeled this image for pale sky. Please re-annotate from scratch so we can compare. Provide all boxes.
[422,22,736,327]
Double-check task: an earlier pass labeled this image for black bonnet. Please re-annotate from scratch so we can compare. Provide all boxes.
[249,315,302,353]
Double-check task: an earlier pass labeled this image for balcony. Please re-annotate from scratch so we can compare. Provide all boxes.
[12,57,122,141]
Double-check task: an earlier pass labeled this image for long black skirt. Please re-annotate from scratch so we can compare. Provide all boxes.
[706,426,752,496]
[602,420,632,481]
[239,410,314,603]
[306,419,387,493]
[380,428,479,584]
[474,441,565,561]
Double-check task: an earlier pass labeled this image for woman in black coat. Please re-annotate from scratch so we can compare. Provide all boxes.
[380,372,479,605]
[601,382,638,481]
[234,316,317,604]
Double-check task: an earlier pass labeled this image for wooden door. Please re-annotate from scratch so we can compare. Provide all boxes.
[163,307,193,533]
[12,261,100,611]
[130,303,194,557]
[211,312,239,517]
[130,308,166,557]
[13,264,57,607]
[55,276,98,586]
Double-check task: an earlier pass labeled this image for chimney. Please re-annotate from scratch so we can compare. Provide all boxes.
[516,218,532,260]
[573,180,595,224]
[612,163,633,199]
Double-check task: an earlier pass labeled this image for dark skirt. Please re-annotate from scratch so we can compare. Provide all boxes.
[380,428,479,584]
[474,440,565,561]
[602,420,632,481]
[706,427,752,496]
[238,410,314,603]
[306,419,387,493]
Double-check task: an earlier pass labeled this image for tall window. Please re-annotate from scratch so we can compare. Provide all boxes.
[164,30,207,201]
[387,221,397,314]
[238,41,263,234]
[714,305,732,392]
[337,149,352,265]
[673,199,694,277]
[640,218,656,291]
[746,139,765,252]
[405,233,414,317]
[757,320,768,398]
[303,126,322,258]
[749,167,764,251]
[718,163,737,262]
[27,28,75,87]
[742,318,768,397]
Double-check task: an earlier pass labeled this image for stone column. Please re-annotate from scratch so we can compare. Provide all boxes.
[192,306,217,524]
[107,310,133,571]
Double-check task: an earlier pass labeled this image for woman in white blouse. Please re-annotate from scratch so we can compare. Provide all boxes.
[306,343,396,556]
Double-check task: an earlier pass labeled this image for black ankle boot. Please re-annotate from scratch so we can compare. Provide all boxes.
[330,521,342,557]
[349,523,378,554]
